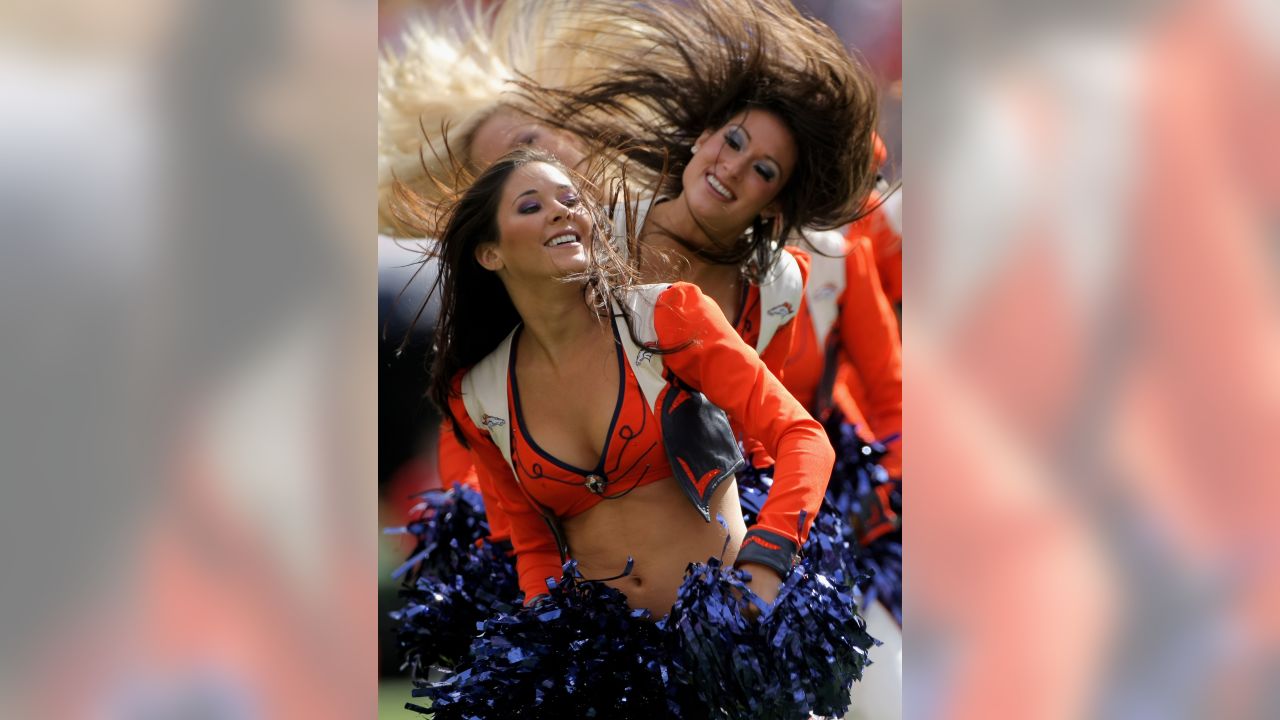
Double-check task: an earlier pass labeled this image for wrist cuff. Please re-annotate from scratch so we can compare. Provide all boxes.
[735,528,799,580]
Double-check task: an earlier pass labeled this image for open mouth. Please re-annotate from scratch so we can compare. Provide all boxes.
[545,230,582,247]
[705,173,735,201]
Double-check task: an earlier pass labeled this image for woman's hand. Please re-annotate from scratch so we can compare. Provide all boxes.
[736,561,783,619]
[523,593,551,608]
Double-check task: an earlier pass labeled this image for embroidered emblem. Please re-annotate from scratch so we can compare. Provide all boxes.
[813,283,839,301]
[745,535,782,551]
[584,474,606,495]
[481,414,506,429]
[635,348,654,365]
[767,301,795,318]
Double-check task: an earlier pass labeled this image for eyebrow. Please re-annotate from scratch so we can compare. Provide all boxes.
[511,184,575,208]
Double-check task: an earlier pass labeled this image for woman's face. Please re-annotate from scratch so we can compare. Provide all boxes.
[683,109,798,240]
[477,162,592,281]
[469,107,587,173]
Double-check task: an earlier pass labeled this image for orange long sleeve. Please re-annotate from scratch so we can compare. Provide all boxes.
[836,235,903,476]
[847,190,902,306]
[446,388,563,603]
[436,420,512,541]
[655,283,835,576]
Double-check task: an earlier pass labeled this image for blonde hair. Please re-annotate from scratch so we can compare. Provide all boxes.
[378,0,640,234]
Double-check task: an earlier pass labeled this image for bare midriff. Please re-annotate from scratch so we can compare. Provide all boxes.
[562,474,746,618]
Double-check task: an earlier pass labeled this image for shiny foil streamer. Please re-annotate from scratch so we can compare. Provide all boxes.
[412,562,698,719]
[411,559,877,719]
[389,484,523,673]
[821,413,903,624]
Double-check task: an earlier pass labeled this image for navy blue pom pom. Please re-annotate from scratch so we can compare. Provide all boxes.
[853,532,901,625]
[821,412,903,624]
[759,568,879,717]
[389,484,523,674]
[393,538,521,673]
[737,464,860,591]
[391,483,493,583]
[415,562,700,719]
[410,556,879,719]
[663,559,877,719]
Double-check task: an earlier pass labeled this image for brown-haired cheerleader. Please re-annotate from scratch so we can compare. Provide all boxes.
[395,148,874,719]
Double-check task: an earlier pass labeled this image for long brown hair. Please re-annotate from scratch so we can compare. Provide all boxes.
[516,0,881,279]
[390,148,641,447]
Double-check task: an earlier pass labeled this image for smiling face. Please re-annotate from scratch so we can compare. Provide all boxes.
[475,161,593,282]
[469,106,588,173]
[682,109,798,242]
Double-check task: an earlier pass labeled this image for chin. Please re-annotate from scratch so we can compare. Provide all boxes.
[550,257,590,277]
[689,206,743,241]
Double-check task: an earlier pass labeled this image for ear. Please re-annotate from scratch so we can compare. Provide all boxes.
[695,128,713,149]
[474,241,504,272]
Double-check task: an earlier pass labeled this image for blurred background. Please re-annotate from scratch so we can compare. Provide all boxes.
[0,0,1274,718]
[1,0,376,717]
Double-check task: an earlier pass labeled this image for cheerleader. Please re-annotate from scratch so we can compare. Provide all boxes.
[380,0,655,497]
[514,4,900,715]
[512,0,899,603]
[393,148,874,719]
[381,5,689,680]
[517,0,881,390]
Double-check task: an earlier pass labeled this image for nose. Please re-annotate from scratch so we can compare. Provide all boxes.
[547,197,576,224]
[721,153,749,180]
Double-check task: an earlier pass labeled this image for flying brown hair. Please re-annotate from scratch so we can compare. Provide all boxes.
[516,0,881,276]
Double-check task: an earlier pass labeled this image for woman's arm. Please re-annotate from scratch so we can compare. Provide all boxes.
[838,235,903,476]
[655,283,835,589]
[447,386,564,603]
[436,422,513,541]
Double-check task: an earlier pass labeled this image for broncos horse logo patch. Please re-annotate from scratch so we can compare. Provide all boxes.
[813,283,839,301]
[481,414,506,429]
[767,301,796,319]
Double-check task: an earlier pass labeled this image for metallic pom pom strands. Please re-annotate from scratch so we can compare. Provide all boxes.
[393,538,522,674]
[821,413,903,625]
[411,556,878,719]
[411,561,694,719]
[388,483,523,673]
[739,416,903,625]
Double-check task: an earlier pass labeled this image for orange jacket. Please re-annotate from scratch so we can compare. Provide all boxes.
[438,247,811,533]
[847,189,902,307]
[450,282,833,601]
[786,234,902,475]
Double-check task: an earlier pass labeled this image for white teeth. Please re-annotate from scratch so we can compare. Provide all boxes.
[706,174,734,200]
[546,232,580,247]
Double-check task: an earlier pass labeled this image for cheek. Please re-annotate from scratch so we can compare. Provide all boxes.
[682,158,702,189]
[746,177,781,207]
[498,217,535,252]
